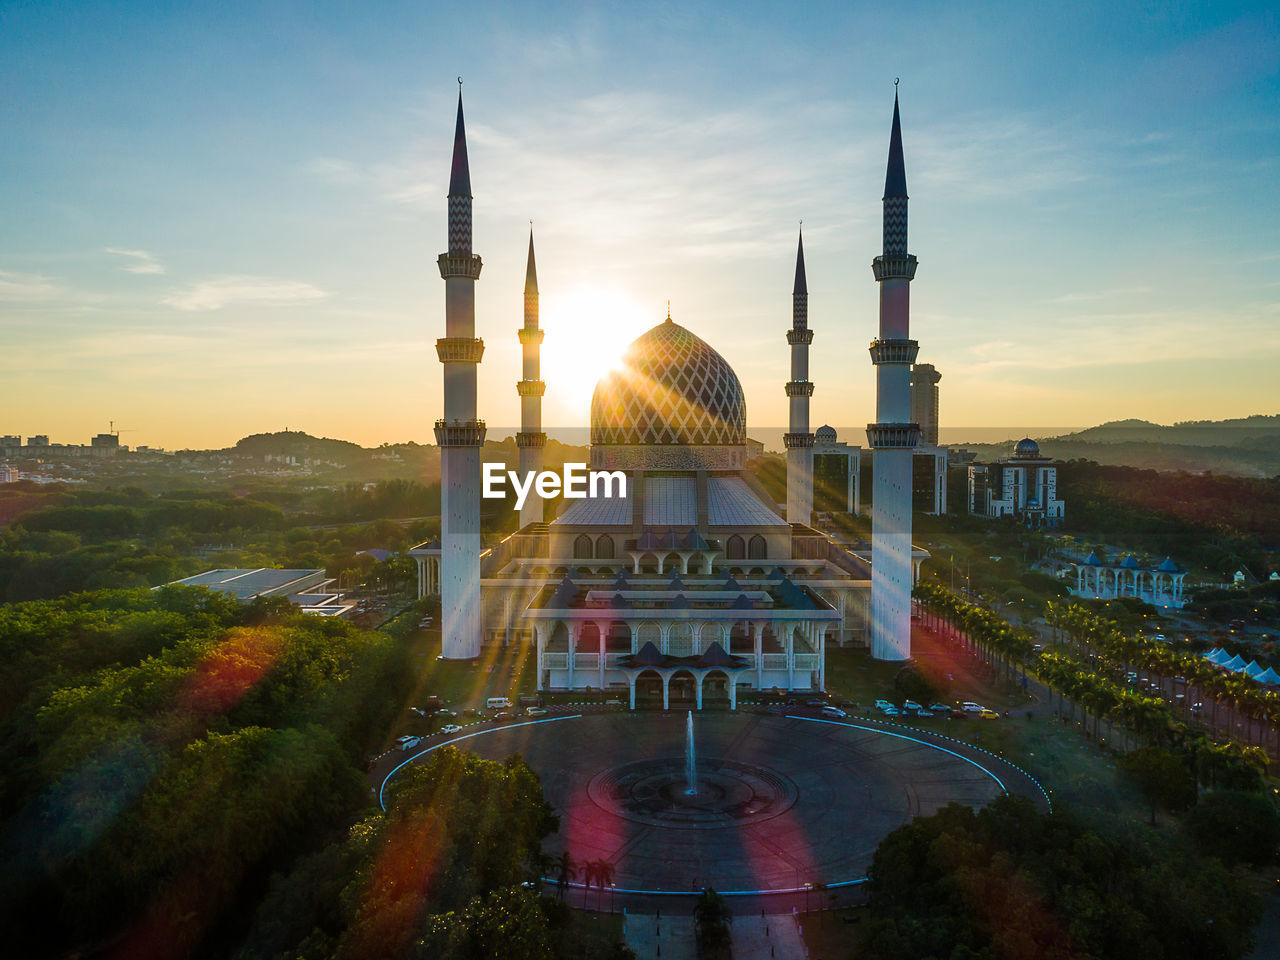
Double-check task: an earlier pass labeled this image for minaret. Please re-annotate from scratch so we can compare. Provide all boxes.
[516,229,546,527]
[434,86,485,660]
[867,86,920,662]
[784,228,815,526]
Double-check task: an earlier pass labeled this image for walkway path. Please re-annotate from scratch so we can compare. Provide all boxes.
[624,912,696,960]
[731,913,807,959]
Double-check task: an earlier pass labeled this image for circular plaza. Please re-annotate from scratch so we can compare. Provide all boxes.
[381,711,1048,898]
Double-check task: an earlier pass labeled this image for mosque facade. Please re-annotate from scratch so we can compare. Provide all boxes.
[412,87,928,706]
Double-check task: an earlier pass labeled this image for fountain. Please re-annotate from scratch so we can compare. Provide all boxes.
[685,710,698,796]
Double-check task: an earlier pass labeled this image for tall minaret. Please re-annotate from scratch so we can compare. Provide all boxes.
[434,85,485,660]
[784,228,815,526]
[868,85,920,662]
[516,229,546,527]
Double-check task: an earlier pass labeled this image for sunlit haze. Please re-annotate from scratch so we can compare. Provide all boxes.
[2,1,1278,449]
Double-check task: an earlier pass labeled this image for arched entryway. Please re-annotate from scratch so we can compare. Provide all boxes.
[668,668,697,707]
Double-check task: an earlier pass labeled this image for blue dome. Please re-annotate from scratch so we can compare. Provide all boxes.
[1014,437,1040,459]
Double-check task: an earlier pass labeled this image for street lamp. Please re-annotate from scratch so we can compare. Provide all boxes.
[804,881,812,912]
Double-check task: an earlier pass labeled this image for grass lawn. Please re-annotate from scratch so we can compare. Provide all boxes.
[555,908,627,958]
[824,631,1144,822]
[797,907,863,960]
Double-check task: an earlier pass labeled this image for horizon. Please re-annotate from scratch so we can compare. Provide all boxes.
[3,2,1279,449]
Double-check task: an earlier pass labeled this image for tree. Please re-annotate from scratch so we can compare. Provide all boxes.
[1185,790,1280,867]
[692,887,732,960]
[553,851,577,902]
[1117,747,1197,825]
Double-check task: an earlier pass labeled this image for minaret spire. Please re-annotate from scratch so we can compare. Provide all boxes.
[435,81,485,660]
[867,83,920,662]
[784,225,815,525]
[517,227,547,527]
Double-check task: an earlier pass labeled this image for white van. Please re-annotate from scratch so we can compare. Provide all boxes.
[486,697,513,710]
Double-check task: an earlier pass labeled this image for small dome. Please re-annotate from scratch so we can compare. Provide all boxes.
[590,318,746,447]
[815,424,837,441]
[1014,437,1040,459]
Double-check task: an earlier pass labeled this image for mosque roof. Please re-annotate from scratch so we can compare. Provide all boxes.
[1120,555,1141,569]
[1157,556,1184,574]
[618,640,749,671]
[590,318,746,447]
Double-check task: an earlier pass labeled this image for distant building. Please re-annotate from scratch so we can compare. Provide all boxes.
[909,363,941,445]
[0,464,15,483]
[967,438,1063,528]
[745,437,765,459]
[164,568,353,616]
[27,435,49,447]
[1070,553,1186,608]
[90,433,123,457]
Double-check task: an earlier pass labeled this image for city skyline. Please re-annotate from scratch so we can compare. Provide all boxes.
[3,1,1279,450]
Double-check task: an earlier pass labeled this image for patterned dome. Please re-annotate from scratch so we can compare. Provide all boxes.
[591,318,746,447]
[815,424,837,441]
[1014,437,1041,459]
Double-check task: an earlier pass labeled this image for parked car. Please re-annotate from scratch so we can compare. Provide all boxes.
[806,698,828,707]
[903,700,923,712]
[439,724,463,734]
[978,709,1000,719]
[928,703,950,713]
[486,697,513,710]
[525,706,548,717]
[874,699,893,710]
[396,735,422,751]
[949,708,969,720]
[435,709,457,718]
[879,704,900,716]
[821,705,847,718]
[493,711,514,721]
[418,617,433,628]
[961,703,986,713]
[914,708,933,717]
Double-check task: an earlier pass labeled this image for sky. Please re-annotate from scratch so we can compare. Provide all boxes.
[2,0,1278,450]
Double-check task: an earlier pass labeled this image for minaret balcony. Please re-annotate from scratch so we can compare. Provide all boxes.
[516,432,547,448]
[438,252,484,279]
[517,379,546,397]
[517,327,545,346]
[436,337,485,363]
[868,338,919,365]
[786,329,814,346]
[871,253,918,281]
[865,422,921,449]
[784,381,815,398]
[434,419,487,447]
[783,432,815,449]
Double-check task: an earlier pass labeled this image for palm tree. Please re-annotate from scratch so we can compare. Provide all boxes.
[693,887,733,958]
[593,859,616,912]
[554,851,577,901]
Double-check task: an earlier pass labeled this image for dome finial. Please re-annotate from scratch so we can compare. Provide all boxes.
[666,299,672,322]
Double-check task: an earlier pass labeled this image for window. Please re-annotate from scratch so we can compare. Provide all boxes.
[573,534,593,559]
[726,535,745,560]
[595,535,615,559]
[747,535,767,560]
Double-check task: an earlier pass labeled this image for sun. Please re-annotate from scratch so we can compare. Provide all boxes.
[539,286,653,423]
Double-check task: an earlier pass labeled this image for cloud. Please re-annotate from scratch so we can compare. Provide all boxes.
[161,276,328,311]
[105,247,165,274]
[0,269,60,301]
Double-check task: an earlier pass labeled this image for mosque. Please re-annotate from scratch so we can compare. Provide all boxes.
[411,87,926,707]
